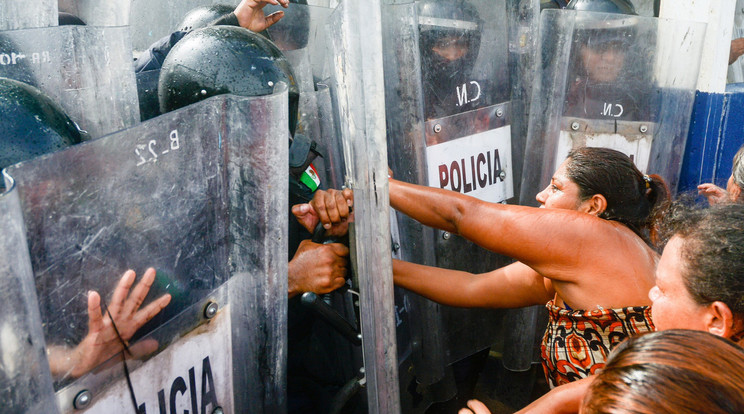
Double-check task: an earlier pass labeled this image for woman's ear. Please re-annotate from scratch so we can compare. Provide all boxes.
[705,301,738,338]
[581,194,607,216]
[730,183,742,202]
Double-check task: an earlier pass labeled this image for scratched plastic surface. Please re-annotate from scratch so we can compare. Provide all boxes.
[5,91,289,412]
[129,0,239,53]
[325,2,402,412]
[521,10,707,200]
[0,185,58,413]
[58,0,131,27]
[0,0,56,31]
[379,0,513,388]
[264,2,334,82]
[0,25,139,139]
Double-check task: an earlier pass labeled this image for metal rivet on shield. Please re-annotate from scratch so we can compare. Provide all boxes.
[433,124,442,134]
[499,170,507,181]
[212,407,225,414]
[204,301,219,319]
[73,390,92,410]
[496,108,504,118]
[442,232,451,240]
[571,122,580,131]
[392,241,400,252]
[639,125,648,133]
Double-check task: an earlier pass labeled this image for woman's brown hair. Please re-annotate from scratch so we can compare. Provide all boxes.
[582,330,744,414]
[566,147,670,244]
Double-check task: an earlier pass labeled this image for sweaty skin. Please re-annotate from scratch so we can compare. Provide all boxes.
[385,174,656,311]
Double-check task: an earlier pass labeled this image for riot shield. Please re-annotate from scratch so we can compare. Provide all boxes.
[0,0,56,31]
[325,1,401,413]
[4,91,288,413]
[0,183,58,413]
[264,3,339,185]
[0,25,140,139]
[57,0,131,27]
[380,0,522,407]
[521,10,707,202]
[129,0,239,53]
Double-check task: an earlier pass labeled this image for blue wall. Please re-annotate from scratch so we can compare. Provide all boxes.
[678,86,744,194]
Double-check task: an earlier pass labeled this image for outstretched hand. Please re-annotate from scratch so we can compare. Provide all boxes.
[234,0,289,33]
[48,268,171,379]
[698,183,729,206]
[292,188,354,237]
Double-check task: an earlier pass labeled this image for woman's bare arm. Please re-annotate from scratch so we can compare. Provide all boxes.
[389,178,631,282]
[394,260,554,309]
[516,377,590,414]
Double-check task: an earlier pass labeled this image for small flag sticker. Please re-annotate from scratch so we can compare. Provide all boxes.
[300,163,320,191]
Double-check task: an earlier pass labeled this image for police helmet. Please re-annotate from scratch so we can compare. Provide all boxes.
[417,0,482,67]
[566,0,637,15]
[158,26,300,135]
[0,77,83,176]
[58,12,86,26]
[177,4,235,32]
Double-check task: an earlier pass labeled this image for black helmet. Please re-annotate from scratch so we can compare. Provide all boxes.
[267,0,310,50]
[417,0,482,93]
[177,4,235,32]
[158,26,300,135]
[0,77,83,178]
[418,0,482,65]
[58,12,87,26]
[566,0,637,15]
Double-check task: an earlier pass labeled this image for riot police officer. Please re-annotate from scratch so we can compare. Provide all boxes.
[158,25,350,412]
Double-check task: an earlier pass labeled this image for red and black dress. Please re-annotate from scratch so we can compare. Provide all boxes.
[540,299,655,388]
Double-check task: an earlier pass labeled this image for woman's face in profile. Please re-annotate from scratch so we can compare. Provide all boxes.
[535,159,584,211]
[580,42,625,84]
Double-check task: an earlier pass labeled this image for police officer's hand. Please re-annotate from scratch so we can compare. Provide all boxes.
[234,0,289,33]
[458,400,492,414]
[288,239,349,298]
[292,188,354,237]
[47,268,171,379]
[698,183,729,206]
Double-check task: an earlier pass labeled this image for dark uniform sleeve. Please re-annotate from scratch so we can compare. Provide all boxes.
[133,13,240,73]
[134,31,189,73]
[287,134,323,256]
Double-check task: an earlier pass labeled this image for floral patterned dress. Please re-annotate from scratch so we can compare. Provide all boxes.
[540,299,655,388]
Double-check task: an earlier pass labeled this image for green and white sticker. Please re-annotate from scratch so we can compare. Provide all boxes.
[300,164,321,191]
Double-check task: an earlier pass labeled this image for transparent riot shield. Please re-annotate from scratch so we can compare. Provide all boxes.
[521,10,707,202]
[57,0,131,27]
[325,1,401,413]
[265,2,335,82]
[4,91,289,413]
[129,0,238,53]
[0,0,56,31]
[380,0,522,408]
[0,25,140,139]
[0,183,58,413]
[264,2,339,186]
